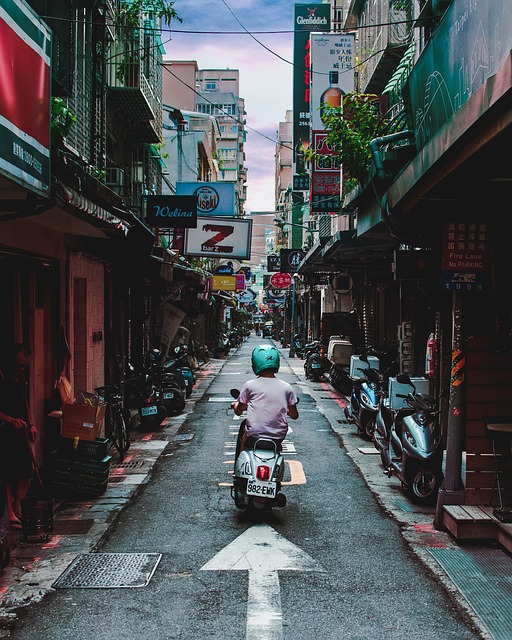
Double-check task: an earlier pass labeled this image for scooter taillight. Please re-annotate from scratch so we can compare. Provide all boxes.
[256,465,271,481]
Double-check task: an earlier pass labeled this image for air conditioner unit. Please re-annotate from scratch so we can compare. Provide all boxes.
[106,167,125,187]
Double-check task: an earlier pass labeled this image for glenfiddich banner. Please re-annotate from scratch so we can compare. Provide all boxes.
[145,195,197,228]
[292,3,330,191]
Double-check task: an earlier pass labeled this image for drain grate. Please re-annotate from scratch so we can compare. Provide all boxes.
[172,433,194,442]
[53,518,95,535]
[53,552,162,589]
[429,547,512,640]
[115,460,145,469]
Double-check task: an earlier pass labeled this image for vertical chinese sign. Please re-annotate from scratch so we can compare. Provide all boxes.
[292,3,330,192]
[441,222,488,291]
[310,32,354,214]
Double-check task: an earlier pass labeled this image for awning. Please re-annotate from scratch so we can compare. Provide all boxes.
[297,238,329,275]
[299,229,395,276]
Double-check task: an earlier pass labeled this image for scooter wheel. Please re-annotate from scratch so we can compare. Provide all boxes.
[167,389,185,416]
[408,467,443,505]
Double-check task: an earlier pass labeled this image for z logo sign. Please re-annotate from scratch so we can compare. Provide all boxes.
[201,223,234,254]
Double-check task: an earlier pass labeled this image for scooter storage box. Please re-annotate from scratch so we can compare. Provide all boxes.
[327,338,353,365]
[349,355,380,379]
[388,377,430,410]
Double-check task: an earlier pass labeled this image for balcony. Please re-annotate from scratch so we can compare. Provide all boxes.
[106,27,161,143]
[354,0,413,94]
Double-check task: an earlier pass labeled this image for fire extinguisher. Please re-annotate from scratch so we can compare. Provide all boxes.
[425,333,437,378]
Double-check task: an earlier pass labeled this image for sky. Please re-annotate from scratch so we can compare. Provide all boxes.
[163,0,298,214]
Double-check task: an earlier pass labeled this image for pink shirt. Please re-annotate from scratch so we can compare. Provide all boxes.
[239,376,298,440]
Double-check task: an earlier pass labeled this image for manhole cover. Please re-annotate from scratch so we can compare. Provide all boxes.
[53,518,95,535]
[53,553,162,589]
[172,434,194,442]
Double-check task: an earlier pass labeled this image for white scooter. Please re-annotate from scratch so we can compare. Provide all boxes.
[230,389,287,511]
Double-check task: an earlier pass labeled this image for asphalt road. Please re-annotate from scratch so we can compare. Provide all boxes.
[10,337,482,640]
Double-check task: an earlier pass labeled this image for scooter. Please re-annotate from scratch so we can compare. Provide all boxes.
[162,346,194,399]
[304,341,326,381]
[385,374,444,504]
[126,363,167,432]
[344,354,383,441]
[230,389,287,511]
[373,387,414,470]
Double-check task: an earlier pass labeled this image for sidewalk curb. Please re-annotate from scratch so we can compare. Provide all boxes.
[0,359,221,621]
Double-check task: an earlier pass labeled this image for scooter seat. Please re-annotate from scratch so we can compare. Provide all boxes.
[244,436,282,452]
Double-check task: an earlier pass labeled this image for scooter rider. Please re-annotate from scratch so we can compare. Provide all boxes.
[232,345,299,457]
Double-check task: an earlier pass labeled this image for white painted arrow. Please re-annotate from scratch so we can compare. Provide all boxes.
[201,523,324,640]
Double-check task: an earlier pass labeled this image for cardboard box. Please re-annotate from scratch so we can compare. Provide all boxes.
[349,355,380,379]
[388,376,430,410]
[61,402,106,442]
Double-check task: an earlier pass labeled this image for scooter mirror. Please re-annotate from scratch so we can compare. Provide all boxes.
[230,388,240,399]
[396,373,412,385]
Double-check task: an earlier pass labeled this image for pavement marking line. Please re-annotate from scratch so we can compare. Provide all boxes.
[201,523,323,640]
[282,460,306,485]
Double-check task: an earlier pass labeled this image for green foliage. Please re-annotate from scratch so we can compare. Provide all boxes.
[315,92,387,187]
[51,97,77,139]
[118,0,182,27]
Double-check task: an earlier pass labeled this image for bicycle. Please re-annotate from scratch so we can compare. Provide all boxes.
[94,383,130,461]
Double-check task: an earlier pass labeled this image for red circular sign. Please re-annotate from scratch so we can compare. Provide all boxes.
[270,272,292,289]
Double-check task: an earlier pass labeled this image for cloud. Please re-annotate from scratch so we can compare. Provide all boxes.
[166,0,295,214]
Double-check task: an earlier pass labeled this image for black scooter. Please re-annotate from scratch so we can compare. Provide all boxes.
[303,341,326,381]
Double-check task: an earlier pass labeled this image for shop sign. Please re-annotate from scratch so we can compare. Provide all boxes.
[184,217,252,259]
[270,272,292,289]
[0,3,51,196]
[176,182,236,217]
[280,249,305,273]
[146,195,197,228]
[212,275,236,291]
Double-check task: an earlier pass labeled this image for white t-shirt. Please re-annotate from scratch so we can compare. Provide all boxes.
[239,376,298,440]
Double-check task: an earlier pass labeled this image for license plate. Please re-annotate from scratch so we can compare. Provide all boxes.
[141,405,158,416]
[311,363,322,368]
[164,391,174,399]
[247,479,277,497]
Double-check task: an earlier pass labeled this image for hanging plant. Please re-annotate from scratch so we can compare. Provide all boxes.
[307,92,387,190]
[51,97,78,146]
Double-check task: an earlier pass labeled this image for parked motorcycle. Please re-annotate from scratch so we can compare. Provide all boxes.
[126,354,167,431]
[128,370,166,432]
[163,345,195,399]
[344,354,384,441]
[230,389,287,512]
[303,341,326,381]
[384,373,444,504]
[293,333,305,358]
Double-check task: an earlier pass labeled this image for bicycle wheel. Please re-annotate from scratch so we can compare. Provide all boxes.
[110,407,130,460]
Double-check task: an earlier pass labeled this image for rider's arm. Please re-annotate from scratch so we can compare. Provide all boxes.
[287,403,299,420]
[233,400,247,416]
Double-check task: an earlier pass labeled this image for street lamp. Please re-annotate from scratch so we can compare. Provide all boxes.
[273,218,314,249]
[288,273,298,358]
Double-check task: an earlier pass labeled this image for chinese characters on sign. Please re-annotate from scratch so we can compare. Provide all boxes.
[441,222,488,291]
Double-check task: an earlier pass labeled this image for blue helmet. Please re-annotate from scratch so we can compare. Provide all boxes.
[251,345,280,375]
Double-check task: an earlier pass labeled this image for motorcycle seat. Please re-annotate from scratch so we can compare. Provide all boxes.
[244,436,283,452]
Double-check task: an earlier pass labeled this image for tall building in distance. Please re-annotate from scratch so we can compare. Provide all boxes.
[196,69,247,217]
